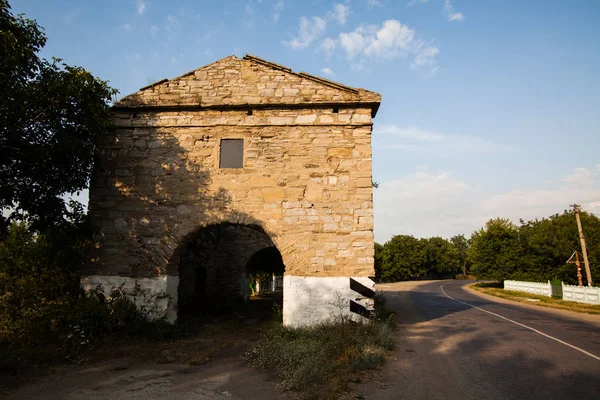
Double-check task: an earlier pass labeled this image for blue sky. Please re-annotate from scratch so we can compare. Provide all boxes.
[12,0,600,242]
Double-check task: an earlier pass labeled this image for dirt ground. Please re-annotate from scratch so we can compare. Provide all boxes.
[2,296,287,400]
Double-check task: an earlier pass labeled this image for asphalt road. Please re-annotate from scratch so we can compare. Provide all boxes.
[357,280,600,400]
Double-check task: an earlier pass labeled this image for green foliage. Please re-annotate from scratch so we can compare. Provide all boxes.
[376,235,463,282]
[0,223,177,366]
[450,234,469,274]
[376,210,599,285]
[0,0,117,232]
[468,218,521,280]
[468,212,600,285]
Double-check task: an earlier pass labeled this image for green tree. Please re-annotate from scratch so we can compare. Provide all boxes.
[374,242,384,281]
[422,237,461,277]
[468,218,521,280]
[0,0,117,232]
[518,211,600,285]
[450,234,469,275]
[378,235,426,282]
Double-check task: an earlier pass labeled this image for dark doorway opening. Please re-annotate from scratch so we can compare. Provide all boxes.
[177,223,284,317]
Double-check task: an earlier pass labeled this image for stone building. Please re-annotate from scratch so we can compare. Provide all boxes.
[81,55,381,326]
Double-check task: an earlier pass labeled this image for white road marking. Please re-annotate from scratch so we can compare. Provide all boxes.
[440,284,600,362]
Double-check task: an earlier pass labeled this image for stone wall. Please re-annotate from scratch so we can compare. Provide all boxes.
[85,55,380,325]
[87,107,375,278]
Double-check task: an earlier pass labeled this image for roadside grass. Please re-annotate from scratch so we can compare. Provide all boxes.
[246,292,396,399]
[471,284,600,315]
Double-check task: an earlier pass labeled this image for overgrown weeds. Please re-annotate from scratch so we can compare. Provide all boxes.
[246,295,396,399]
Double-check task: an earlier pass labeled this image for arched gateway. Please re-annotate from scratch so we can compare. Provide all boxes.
[81,55,381,327]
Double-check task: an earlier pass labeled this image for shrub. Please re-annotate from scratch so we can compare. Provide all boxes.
[0,222,179,366]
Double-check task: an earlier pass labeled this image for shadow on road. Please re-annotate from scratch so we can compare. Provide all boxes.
[363,280,600,400]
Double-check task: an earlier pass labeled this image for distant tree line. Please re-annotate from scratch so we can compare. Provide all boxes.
[375,211,600,286]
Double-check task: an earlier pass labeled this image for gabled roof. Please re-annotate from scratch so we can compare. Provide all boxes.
[114,55,381,116]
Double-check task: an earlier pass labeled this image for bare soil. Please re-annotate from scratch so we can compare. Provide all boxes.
[2,295,287,400]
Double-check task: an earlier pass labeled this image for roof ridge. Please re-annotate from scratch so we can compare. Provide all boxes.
[243,54,358,94]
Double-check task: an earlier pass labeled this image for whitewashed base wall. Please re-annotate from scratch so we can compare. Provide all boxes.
[81,275,179,323]
[283,276,375,327]
[82,275,376,326]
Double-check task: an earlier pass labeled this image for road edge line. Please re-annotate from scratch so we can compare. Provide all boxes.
[440,284,600,362]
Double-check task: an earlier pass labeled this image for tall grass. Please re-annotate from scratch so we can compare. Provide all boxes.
[246,295,396,398]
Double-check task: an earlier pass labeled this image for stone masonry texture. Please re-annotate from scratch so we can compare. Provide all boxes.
[85,55,381,280]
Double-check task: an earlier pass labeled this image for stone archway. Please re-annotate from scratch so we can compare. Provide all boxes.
[175,222,285,316]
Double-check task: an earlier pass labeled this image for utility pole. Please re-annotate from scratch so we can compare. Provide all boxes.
[566,251,583,287]
[571,204,593,286]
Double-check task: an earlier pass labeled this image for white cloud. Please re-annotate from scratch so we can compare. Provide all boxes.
[329,4,350,25]
[326,19,439,73]
[444,0,464,22]
[367,0,381,6]
[273,1,284,22]
[321,37,337,56]
[150,25,158,37]
[320,67,335,76]
[408,0,428,6]
[136,1,147,15]
[123,23,133,32]
[374,166,600,242]
[339,28,367,58]
[363,20,415,58]
[562,167,598,186]
[284,16,327,49]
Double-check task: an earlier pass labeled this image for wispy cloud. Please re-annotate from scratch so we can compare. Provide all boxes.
[283,16,327,49]
[320,67,335,76]
[408,0,428,5]
[150,25,158,37]
[321,37,337,56]
[444,0,464,21]
[324,20,439,74]
[374,165,600,242]
[123,23,133,32]
[329,4,350,25]
[378,125,444,141]
[273,1,284,22]
[410,40,439,74]
[561,166,600,186]
[136,1,147,15]
[375,124,515,154]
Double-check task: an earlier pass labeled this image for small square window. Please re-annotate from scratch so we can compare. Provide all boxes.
[219,139,244,168]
